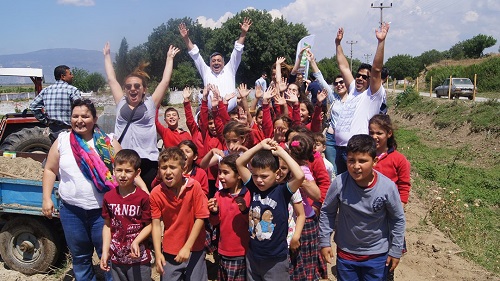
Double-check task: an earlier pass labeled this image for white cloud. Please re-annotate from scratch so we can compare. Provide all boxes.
[57,0,95,6]
[463,11,479,23]
[197,12,234,29]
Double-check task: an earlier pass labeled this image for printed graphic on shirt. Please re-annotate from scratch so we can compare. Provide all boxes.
[249,194,277,241]
[372,197,385,213]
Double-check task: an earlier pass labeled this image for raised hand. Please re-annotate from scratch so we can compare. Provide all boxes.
[317,88,327,104]
[103,42,111,56]
[305,49,315,62]
[224,92,237,105]
[182,87,192,102]
[263,85,276,101]
[376,22,390,42]
[285,90,299,104]
[240,17,253,33]
[238,83,250,99]
[255,84,263,99]
[335,27,344,45]
[278,77,288,93]
[276,56,286,65]
[178,22,189,38]
[202,86,209,101]
[167,45,180,58]
[274,91,286,106]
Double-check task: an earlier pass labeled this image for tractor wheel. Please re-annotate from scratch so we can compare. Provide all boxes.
[0,127,51,153]
[0,216,60,275]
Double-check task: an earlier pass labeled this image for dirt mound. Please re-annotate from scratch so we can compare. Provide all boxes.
[0,156,43,181]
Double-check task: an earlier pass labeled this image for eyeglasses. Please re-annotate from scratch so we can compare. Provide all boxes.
[333,80,344,86]
[355,73,370,80]
[125,83,142,90]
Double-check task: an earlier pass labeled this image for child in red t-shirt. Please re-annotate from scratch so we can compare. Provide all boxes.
[208,154,250,281]
[101,149,152,280]
[150,147,209,280]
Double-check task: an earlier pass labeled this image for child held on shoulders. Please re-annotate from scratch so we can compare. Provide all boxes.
[208,154,251,281]
[236,138,305,281]
[319,134,406,281]
[100,149,152,281]
[150,147,209,280]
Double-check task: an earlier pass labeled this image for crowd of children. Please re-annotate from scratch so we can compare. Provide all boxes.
[94,18,411,281]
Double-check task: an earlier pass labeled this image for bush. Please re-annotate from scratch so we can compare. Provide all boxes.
[395,87,422,108]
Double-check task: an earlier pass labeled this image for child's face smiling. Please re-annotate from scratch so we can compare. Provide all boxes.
[164,110,180,129]
[159,159,185,188]
[114,162,139,188]
[251,166,278,191]
[347,151,376,187]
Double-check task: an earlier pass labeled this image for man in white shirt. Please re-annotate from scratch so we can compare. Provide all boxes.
[179,18,252,112]
[334,23,390,174]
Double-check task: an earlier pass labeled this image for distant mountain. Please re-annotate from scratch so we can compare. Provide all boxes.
[0,48,112,84]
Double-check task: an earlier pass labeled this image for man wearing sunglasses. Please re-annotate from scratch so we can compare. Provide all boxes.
[179,17,252,112]
[333,23,390,174]
[30,65,82,142]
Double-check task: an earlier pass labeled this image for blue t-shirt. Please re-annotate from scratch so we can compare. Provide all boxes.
[245,179,293,260]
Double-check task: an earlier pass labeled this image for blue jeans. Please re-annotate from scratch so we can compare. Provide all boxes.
[335,146,348,175]
[336,254,388,281]
[325,132,337,175]
[59,202,112,281]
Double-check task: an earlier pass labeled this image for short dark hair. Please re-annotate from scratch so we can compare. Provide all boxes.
[250,150,279,172]
[313,132,326,145]
[72,99,97,118]
[114,149,141,170]
[178,140,198,157]
[357,63,372,73]
[164,107,179,118]
[347,134,377,159]
[220,153,239,174]
[210,52,224,61]
[381,66,389,80]
[54,65,70,81]
[158,147,186,167]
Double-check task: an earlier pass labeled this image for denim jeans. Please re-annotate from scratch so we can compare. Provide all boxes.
[325,132,337,175]
[59,202,112,281]
[336,254,388,281]
[335,145,348,175]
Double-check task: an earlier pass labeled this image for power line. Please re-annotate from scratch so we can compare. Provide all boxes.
[371,1,393,27]
[346,40,358,71]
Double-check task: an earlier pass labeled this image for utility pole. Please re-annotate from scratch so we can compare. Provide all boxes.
[363,54,372,64]
[346,40,358,71]
[371,1,392,27]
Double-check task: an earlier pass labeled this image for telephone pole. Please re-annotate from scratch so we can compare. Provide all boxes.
[346,40,358,71]
[363,54,372,64]
[371,1,392,27]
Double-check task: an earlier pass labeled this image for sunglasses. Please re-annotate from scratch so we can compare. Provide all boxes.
[125,83,142,90]
[333,80,344,86]
[355,73,370,80]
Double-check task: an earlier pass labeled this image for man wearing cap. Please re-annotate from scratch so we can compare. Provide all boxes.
[29,65,81,142]
[179,17,252,112]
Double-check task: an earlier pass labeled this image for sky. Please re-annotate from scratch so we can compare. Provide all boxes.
[1,0,499,63]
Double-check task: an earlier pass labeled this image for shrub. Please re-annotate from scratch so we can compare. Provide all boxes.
[395,87,421,108]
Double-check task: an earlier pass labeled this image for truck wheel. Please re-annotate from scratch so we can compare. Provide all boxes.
[0,216,60,275]
[0,127,51,153]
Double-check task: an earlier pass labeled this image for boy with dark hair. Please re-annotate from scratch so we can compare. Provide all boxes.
[236,138,305,280]
[150,147,209,280]
[100,149,152,281]
[313,132,335,180]
[155,106,192,148]
[319,134,405,281]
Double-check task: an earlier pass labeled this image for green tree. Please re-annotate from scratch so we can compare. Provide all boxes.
[171,61,202,89]
[115,38,129,85]
[72,67,89,92]
[384,54,419,80]
[415,49,445,69]
[86,72,106,92]
[462,34,496,58]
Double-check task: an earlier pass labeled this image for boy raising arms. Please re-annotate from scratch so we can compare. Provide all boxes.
[319,134,405,281]
[150,147,209,280]
[100,149,152,281]
[236,138,304,280]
